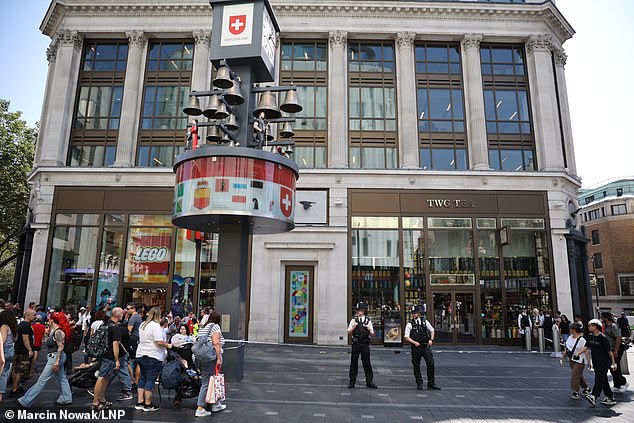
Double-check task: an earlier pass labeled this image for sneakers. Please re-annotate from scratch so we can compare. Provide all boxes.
[620,383,630,393]
[195,409,212,417]
[117,391,133,401]
[142,403,160,412]
[211,403,227,413]
[87,388,94,397]
[582,388,591,395]
[135,403,145,410]
[600,397,617,406]
[570,392,580,400]
[584,394,596,406]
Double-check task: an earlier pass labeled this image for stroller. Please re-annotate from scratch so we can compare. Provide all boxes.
[68,359,100,389]
[159,347,201,410]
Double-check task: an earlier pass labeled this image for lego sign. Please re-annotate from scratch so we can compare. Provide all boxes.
[221,3,253,46]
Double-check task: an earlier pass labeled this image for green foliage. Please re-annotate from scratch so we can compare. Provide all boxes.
[0,99,37,277]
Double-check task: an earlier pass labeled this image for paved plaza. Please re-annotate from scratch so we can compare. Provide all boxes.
[2,344,633,423]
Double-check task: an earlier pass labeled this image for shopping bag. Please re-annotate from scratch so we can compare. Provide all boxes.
[213,365,226,402]
[205,372,216,404]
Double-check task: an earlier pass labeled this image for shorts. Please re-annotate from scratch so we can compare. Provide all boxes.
[33,346,42,352]
[12,354,33,377]
[99,358,117,381]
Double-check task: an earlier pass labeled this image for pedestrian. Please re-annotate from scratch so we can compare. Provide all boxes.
[126,303,142,387]
[404,305,440,390]
[581,319,617,406]
[11,308,36,397]
[346,302,377,389]
[199,307,210,327]
[78,306,91,346]
[517,308,532,349]
[0,309,17,403]
[617,312,630,339]
[560,322,591,399]
[135,306,172,412]
[542,310,554,350]
[31,315,46,364]
[560,314,571,343]
[195,310,226,417]
[601,312,628,392]
[17,312,73,407]
[91,307,124,411]
[115,309,134,401]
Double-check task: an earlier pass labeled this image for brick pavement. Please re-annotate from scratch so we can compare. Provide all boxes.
[1,344,632,423]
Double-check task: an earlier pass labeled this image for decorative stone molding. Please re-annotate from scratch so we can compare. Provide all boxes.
[328,30,347,47]
[192,30,211,47]
[46,38,59,62]
[56,30,83,50]
[396,32,416,49]
[554,48,567,68]
[126,30,146,48]
[526,34,553,54]
[461,33,482,49]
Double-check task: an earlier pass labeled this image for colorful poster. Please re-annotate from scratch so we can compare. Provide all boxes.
[125,227,172,283]
[288,270,309,338]
[96,272,118,310]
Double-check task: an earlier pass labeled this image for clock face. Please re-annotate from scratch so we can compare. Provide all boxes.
[261,9,276,68]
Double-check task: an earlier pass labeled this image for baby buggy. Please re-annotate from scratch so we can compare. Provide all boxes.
[159,347,201,410]
[68,359,100,389]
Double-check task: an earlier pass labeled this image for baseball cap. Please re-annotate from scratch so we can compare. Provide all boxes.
[588,318,602,328]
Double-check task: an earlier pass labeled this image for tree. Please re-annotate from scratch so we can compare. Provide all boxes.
[0,99,37,284]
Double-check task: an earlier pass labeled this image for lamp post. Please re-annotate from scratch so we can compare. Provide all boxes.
[173,0,302,382]
[590,254,600,318]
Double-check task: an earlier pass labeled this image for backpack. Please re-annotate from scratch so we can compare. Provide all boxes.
[160,354,183,389]
[64,327,82,354]
[86,322,113,358]
[192,324,217,363]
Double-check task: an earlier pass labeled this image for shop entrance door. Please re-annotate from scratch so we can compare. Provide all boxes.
[431,291,476,344]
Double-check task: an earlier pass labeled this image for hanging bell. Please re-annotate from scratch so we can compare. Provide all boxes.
[280,89,302,114]
[222,114,239,132]
[183,96,202,116]
[266,132,275,141]
[202,95,221,119]
[279,121,295,138]
[214,102,230,120]
[253,91,281,119]
[223,80,244,105]
[205,125,223,143]
[213,65,234,89]
[219,133,232,144]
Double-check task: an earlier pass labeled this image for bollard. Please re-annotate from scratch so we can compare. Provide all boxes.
[621,349,630,375]
[550,327,562,358]
[538,327,545,353]
[525,330,532,351]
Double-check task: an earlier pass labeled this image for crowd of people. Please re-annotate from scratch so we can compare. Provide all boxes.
[0,299,226,417]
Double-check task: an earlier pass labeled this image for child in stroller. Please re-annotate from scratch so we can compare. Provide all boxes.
[166,325,200,410]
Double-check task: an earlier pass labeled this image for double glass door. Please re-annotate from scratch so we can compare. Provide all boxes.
[431,291,476,344]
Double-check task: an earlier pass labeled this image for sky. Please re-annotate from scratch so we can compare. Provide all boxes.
[0,0,632,188]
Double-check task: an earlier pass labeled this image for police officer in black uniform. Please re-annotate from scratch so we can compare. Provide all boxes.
[404,305,441,390]
[347,302,377,389]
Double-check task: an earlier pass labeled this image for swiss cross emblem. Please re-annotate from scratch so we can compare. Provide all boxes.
[229,15,247,35]
[280,187,293,217]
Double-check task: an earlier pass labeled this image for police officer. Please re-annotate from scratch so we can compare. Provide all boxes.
[347,302,377,389]
[404,305,441,390]
[517,308,532,349]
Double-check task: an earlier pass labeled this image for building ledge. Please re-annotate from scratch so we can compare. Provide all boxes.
[264,241,335,250]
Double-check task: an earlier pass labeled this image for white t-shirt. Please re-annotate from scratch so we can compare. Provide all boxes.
[136,321,167,361]
[566,335,587,364]
[90,320,103,333]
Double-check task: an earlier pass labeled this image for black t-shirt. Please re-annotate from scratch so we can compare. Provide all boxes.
[15,321,34,355]
[105,322,122,361]
[585,332,612,370]
[118,322,130,356]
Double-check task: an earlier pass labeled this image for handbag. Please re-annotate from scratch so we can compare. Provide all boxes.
[192,325,216,363]
[205,364,226,404]
[205,372,216,404]
[566,336,582,360]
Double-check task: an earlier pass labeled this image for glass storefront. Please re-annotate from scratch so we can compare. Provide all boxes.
[44,212,218,316]
[350,207,554,345]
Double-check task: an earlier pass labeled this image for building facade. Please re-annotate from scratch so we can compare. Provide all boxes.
[579,178,634,315]
[21,0,587,346]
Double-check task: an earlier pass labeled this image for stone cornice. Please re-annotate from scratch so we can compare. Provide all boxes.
[461,33,482,49]
[526,34,554,54]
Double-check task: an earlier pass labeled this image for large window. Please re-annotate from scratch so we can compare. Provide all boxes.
[591,229,600,245]
[620,276,634,296]
[348,42,397,169]
[481,45,535,171]
[415,43,467,170]
[612,204,627,215]
[69,41,127,167]
[280,41,327,168]
[137,41,193,167]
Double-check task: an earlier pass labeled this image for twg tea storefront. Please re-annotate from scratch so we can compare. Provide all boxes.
[349,190,556,345]
[41,187,224,317]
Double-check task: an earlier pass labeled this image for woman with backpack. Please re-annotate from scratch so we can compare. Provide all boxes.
[194,311,225,417]
[0,310,15,403]
[135,306,172,412]
[17,312,73,407]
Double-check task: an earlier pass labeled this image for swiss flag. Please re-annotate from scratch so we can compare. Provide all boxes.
[229,15,247,35]
[280,186,293,217]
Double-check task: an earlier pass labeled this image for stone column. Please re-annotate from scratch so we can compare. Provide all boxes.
[39,30,83,166]
[461,34,490,170]
[34,38,59,166]
[327,30,348,168]
[395,32,419,169]
[526,34,565,172]
[553,48,577,176]
[114,31,147,167]
[191,30,212,92]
